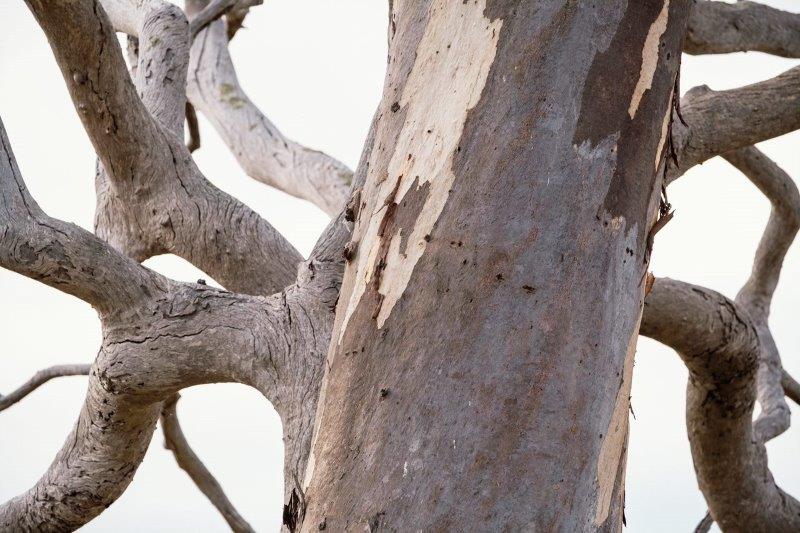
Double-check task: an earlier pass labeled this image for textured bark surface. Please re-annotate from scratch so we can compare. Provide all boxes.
[642,279,800,532]
[3,0,800,530]
[301,1,690,531]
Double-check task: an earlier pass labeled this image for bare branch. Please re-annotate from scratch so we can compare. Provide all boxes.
[61,0,306,295]
[187,19,353,215]
[783,370,800,406]
[0,119,165,317]
[186,102,201,152]
[723,147,799,442]
[0,364,90,412]
[161,395,254,533]
[726,147,800,315]
[641,278,800,531]
[685,1,800,58]
[693,511,713,533]
[25,0,174,189]
[667,66,800,182]
[189,0,235,38]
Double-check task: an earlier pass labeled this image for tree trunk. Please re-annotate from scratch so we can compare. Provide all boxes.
[301,1,690,530]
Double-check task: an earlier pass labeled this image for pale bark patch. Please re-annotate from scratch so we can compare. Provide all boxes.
[654,86,674,171]
[628,0,670,119]
[594,312,639,526]
[339,0,503,334]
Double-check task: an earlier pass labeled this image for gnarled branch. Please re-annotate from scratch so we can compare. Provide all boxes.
[187,17,353,216]
[685,1,800,58]
[52,0,305,295]
[668,65,800,182]
[641,278,800,531]
[725,147,800,442]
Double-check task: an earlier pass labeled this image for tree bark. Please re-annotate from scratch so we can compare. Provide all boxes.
[301,1,690,530]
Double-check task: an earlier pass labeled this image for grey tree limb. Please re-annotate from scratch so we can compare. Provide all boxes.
[783,370,800,406]
[49,0,304,296]
[0,99,356,528]
[641,278,800,531]
[189,0,236,38]
[160,394,255,533]
[187,17,353,216]
[0,121,166,319]
[668,65,800,182]
[725,147,800,443]
[685,1,800,58]
[0,365,91,413]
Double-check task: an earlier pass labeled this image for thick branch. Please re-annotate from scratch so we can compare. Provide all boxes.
[685,1,800,58]
[726,147,799,441]
[25,0,174,189]
[161,395,254,533]
[74,0,304,295]
[0,364,90,412]
[641,278,800,531]
[187,19,352,215]
[668,66,800,182]
[0,119,165,317]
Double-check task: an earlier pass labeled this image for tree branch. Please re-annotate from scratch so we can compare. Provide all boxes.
[0,118,165,318]
[53,0,305,296]
[25,0,175,191]
[641,278,800,531]
[189,0,235,38]
[783,370,800,406]
[161,395,254,533]
[186,102,201,152]
[667,65,800,182]
[0,364,90,412]
[725,147,800,315]
[724,147,799,442]
[187,18,353,216]
[685,1,800,58]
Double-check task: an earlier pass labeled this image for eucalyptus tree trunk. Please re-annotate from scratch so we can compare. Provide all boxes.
[301,1,690,530]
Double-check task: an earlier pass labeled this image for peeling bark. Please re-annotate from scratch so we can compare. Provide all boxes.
[301,2,690,530]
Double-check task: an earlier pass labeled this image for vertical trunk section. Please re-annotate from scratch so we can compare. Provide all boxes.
[302,1,689,530]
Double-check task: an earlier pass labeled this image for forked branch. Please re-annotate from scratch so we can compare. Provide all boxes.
[641,278,800,531]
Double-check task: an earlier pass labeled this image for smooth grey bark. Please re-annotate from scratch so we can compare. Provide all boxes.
[300,1,690,531]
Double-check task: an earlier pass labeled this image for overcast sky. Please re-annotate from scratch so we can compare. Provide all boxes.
[0,1,798,531]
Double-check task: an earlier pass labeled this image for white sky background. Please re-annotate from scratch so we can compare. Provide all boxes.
[0,1,797,531]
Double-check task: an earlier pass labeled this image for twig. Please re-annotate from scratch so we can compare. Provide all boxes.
[161,394,255,533]
[0,364,90,412]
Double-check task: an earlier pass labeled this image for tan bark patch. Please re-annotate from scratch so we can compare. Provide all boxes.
[628,0,670,119]
[594,312,640,526]
[339,0,503,337]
